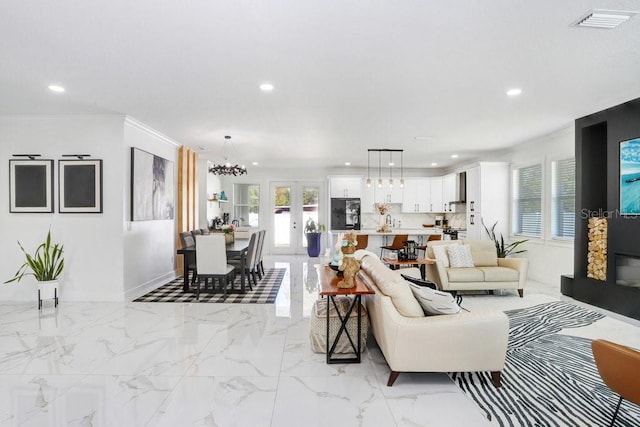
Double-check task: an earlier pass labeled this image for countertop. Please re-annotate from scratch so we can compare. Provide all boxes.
[330,228,444,235]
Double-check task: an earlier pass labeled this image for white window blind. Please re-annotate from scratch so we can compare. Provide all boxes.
[552,158,575,239]
[513,164,542,236]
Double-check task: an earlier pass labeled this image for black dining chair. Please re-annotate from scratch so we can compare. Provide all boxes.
[229,232,259,291]
[194,235,235,300]
[179,231,197,286]
[255,229,266,278]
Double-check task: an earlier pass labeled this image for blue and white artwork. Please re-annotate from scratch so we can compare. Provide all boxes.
[620,138,640,215]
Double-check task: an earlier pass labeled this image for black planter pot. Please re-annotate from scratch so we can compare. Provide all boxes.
[305,232,322,257]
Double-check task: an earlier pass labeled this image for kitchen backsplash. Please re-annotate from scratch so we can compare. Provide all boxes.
[362,208,466,229]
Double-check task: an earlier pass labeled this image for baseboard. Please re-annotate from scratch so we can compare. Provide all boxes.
[126,271,177,301]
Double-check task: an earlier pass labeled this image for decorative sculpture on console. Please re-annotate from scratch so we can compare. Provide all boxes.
[338,231,360,288]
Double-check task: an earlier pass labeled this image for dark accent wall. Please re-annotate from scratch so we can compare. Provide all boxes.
[571,97,640,320]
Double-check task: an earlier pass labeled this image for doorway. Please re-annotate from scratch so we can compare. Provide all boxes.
[270,181,323,255]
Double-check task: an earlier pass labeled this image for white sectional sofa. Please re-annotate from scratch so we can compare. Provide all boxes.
[425,240,528,297]
[356,251,509,387]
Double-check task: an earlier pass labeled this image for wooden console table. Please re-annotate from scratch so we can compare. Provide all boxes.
[318,265,374,364]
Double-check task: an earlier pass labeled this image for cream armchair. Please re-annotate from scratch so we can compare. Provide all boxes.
[425,240,528,297]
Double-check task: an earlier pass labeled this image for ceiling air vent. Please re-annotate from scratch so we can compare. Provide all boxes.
[574,9,637,29]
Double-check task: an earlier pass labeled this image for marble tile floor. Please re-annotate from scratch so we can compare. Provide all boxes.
[1,255,639,427]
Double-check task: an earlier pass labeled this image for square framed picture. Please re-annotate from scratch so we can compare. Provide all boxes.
[59,159,103,213]
[131,147,174,221]
[9,159,54,213]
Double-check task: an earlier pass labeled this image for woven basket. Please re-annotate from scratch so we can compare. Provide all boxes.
[309,297,369,354]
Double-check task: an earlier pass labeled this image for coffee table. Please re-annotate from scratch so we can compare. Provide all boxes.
[318,265,374,364]
[382,257,435,279]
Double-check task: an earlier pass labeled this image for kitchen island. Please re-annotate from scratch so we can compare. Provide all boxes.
[329,228,445,255]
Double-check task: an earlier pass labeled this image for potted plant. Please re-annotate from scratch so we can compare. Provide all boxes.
[304,218,325,257]
[482,219,528,258]
[4,230,64,308]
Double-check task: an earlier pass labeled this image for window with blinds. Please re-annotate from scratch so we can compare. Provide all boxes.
[551,158,575,239]
[512,164,542,236]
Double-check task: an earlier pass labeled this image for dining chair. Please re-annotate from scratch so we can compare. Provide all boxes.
[191,229,202,237]
[256,229,266,278]
[417,234,441,255]
[229,231,259,291]
[179,231,197,286]
[380,234,408,258]
[194,235,235,300]
[591,339,640,426]
[355,234,368,250]
[200,228,210,235]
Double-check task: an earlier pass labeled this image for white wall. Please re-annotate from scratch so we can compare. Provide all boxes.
[0,116,126,301]
[0,116,179,302]
[122,118,179,300]
[492,126,575,286]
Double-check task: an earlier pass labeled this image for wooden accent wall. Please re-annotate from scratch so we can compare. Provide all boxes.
[177,146,199,274]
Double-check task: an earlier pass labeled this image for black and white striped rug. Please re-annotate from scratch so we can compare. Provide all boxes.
[133,268,286,304]
[450,301,640,426]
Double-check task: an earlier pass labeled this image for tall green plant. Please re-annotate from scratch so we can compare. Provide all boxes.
[482,219,528,258]
[4,230,64,283]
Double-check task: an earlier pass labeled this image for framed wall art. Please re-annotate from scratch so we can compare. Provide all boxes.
[130,147,175,221]
[9,159,54,213]
[620,137,640,215]
[59,159,103,213]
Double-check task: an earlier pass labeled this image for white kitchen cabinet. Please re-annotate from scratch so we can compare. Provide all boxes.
[429,177,444,212]
[466,166,481,214]
[376,185,403,204]
[361,179,376,213]
[442,173,457,212]
[329,176,362,198]
[402,178,430,212]
[464,163,509,240]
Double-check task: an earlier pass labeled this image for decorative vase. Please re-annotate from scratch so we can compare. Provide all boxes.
[225,232,234,244]
[37,280,59,309]
[306,232,322,257]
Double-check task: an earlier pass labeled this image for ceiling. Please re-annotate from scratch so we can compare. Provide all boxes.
[1,1,639,170]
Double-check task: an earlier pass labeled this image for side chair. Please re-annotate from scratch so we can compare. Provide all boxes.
[194,235,235,300]
[592,339,640,426]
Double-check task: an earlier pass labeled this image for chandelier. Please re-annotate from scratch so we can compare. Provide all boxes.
[208,136,247,176]
[367,149,404,188]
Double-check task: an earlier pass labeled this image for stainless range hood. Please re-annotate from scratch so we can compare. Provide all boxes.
[449,171,466,204]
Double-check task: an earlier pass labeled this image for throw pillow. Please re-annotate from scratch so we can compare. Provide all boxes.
[407,282,461,315]
[447,244,474,268]
[432,244,458,268]
[401,274,437,290]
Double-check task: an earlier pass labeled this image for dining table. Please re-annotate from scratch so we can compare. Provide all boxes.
[176,239,250,293]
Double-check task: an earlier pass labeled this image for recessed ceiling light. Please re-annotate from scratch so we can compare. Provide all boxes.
[344,162,351,166]
[388,162,394,166]
[48,85,65,93]
[574,9,637,29]
[252,161,259,166]
[506,88,522,97]
[259,83,274,91]
[431,162,438,166]
[451,154,459,159]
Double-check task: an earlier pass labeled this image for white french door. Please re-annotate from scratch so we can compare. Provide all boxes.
[270,181,323,255]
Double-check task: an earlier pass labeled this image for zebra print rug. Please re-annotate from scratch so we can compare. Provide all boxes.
[449,301,640,426]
